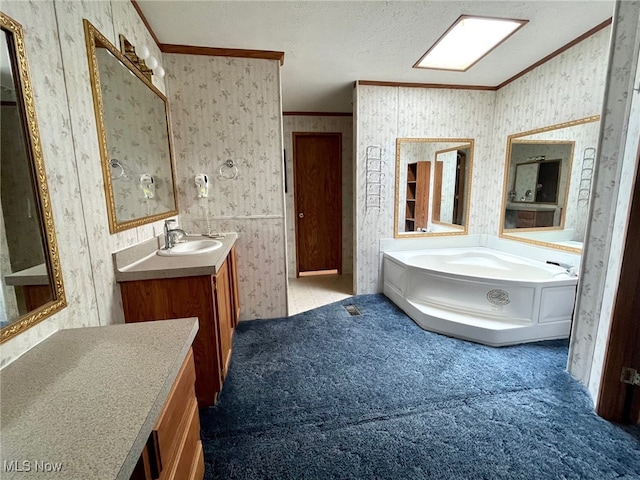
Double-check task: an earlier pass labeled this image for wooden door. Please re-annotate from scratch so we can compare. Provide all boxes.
[414,161,431,230]
[433,161,443,222]
[293,133,342,275]
[596,143,640,424]
[453,151,466,225]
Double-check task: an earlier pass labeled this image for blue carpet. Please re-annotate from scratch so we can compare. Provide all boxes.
[200,294,640,479]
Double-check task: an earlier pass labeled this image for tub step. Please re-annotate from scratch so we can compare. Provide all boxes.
[407,299,527,331]
[401,297,570,346]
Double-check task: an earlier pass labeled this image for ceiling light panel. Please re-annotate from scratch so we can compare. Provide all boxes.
[414,15,528,72]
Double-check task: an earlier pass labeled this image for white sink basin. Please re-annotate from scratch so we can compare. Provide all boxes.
[157,239,223,256]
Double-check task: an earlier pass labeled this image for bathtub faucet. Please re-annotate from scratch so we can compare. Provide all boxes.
[547,261,578,277]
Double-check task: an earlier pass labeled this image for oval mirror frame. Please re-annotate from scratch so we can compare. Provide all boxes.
[83,19,179,233]
[394,138,474,238]
[0,12,66,344]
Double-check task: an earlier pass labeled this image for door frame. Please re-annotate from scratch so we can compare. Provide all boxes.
[596,142,640,423]
[292,132,342,277]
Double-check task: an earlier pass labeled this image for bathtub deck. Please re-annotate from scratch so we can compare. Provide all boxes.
[382,249,576,347]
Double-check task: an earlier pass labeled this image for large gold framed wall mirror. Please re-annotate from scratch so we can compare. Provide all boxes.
[500,116,600,252]
[84,20,178,233]
[0,12,66,343]
[394,138,474,238]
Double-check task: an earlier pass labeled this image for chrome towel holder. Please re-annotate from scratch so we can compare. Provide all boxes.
[218,159,238,180]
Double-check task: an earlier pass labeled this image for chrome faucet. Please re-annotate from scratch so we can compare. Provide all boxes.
[163,220,187,249]
[547,260,579,277]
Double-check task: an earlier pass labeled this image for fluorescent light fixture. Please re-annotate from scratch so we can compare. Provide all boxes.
[414,15,528,72]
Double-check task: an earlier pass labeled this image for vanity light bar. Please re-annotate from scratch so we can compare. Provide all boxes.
[414,15,528,72]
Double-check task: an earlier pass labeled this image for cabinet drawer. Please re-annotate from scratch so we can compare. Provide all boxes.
[167,399,204,480]
[189,444,205,480]
[155,350,197,477]
[516,211,535,219]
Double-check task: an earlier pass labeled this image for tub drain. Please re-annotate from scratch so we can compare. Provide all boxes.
[344,304,362,316]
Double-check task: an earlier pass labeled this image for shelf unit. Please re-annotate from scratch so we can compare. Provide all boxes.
[405,161,430,232]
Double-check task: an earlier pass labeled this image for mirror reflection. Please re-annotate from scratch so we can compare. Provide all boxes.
[1,12,66,342]
[84,20,178,233]
[500,116,600,250]
[505,142,573,228]
[394,138,473,237]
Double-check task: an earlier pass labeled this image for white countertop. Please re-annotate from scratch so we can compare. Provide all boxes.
[0,318,199,480]
[506,204,558,212]
[3,263,50,286]
[113,232,237,282]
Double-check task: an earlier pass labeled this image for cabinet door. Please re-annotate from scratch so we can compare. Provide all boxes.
[228,245,240,326]
[214,259,234,378]
[120,277,222,407]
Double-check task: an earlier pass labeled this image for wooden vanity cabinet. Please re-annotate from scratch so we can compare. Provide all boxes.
[508,209,555,228]
[120,248,240,407]
[131,349,204,480]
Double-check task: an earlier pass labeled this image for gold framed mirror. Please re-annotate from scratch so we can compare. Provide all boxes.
[84,20,178,233]
[0,12,66,343]
[394,138,474,238]
[499,116,600,251]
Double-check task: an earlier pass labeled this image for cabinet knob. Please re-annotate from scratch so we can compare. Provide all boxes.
[298,213,304,218]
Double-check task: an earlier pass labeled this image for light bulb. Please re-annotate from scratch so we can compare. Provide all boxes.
[147,56,158,69]
[155,66,165,78]
[138,45,150,60]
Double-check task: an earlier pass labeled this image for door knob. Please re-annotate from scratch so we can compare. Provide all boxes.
[298,213,304,218]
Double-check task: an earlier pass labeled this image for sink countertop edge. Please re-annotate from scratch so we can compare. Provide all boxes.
[0,317,199,480]
[113,232,238,282]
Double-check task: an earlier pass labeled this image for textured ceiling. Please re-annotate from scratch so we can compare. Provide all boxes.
[137,0,615,112]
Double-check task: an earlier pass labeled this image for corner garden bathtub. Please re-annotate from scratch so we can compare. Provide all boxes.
[383,247,578,346]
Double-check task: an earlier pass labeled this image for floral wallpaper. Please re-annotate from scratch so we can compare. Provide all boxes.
[282,115,353,277]
[1,0,170,366]
[491,27,610,237]
[511,121,601,240]
[570,1,640,398]
[164,54,287,320]
[96,48,175,222]
[437,150,457,225]
[54,0,171,329]
[1,0,98,365]
[354,86,496,293]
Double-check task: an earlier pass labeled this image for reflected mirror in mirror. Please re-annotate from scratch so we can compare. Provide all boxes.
[84,20,178,233]
[500,116,600,251]
[394,138,474,238]
[505,142,573,229]
[1,12,66,343]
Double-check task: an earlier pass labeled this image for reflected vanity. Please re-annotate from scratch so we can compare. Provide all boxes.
[0,12,66,343]
[394,138,474,237]
[84,20,178,233]
[500,116,600,251]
